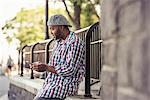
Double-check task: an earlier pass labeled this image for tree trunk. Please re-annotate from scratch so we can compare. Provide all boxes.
[74,1,81,30]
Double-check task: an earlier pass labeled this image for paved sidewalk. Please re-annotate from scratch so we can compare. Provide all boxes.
[0,94,8,100]
[0,75,10,100]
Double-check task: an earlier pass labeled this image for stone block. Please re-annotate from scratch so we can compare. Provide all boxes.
[130,34,150,92]
[101,66,117,100]
[119,0,135,6]
[101,86,116,100]
[116,32,150,93]
[101,0,119,39]
[117,36,133,87]
[102,39,117,67]
[118,0,143,36]
[117,87,149,100]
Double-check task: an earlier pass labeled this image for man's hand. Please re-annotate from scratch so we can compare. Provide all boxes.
[30,62,48,72]
[30,62,57,73]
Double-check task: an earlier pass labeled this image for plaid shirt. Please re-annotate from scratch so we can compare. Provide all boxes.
[37,32,85,99]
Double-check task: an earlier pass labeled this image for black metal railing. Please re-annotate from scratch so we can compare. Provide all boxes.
[75,22,102,97]
[19,22,102,97]
[20,39,54,78]
[84,22,102,97]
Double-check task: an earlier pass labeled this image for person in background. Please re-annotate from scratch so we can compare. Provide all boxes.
[6,55,14,76]
[32,14,85,100]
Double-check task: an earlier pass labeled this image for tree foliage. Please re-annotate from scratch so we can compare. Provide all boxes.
[62,0,100,29]
[2,7,68,48]
[2,0,100,48]
[2,7,45,48]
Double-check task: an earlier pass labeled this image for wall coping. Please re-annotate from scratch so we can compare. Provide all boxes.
[10,75,44,95]
[10,75,101,99]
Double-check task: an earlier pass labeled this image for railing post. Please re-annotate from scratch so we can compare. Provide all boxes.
[18,49,21,75]
[84,36,92,97]
[30,42,39,79]
[84,22,99,97]
[20,45,27,76]
[41,39,54,79]
[18,49,20,75]
[45,39,54,64]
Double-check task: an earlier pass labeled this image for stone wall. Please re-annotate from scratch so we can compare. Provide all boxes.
[8,76,43,100]
[8,83,35,100]
[101,0,150,100]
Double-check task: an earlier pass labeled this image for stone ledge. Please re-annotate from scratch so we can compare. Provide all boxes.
[9,75,101,100]
[10,75,44,95]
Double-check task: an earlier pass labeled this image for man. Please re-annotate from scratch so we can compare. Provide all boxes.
[33,14,85,100]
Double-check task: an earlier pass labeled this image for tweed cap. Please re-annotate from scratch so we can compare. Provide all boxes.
[47,14,72,27]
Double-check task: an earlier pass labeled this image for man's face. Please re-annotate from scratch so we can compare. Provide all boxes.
[49,25,62,40]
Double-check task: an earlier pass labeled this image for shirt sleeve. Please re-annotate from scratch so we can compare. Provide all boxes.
[55,40,85,77]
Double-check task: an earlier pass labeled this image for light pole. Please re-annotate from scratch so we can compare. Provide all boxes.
[45,0,49,39]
